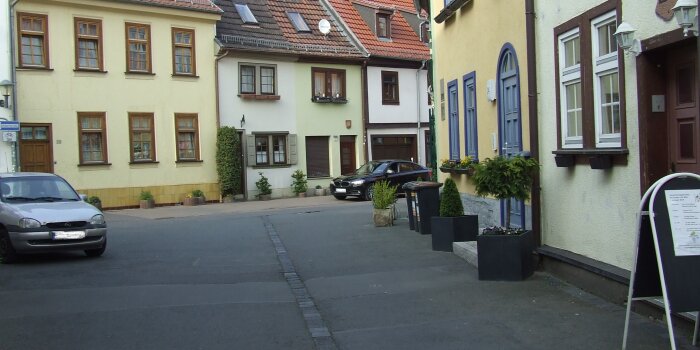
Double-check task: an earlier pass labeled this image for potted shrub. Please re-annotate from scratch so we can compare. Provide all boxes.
[291,170,308,197]
[87,196,102,211]
[372,180,398,227]
[256,172,272,200]
[184,189,205,206]
[473,155,539,281]
[430,178,478,252]
[139,190,155,209]
[314,185,325,196]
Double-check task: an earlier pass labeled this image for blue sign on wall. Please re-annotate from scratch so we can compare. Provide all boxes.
[0,121,20,132]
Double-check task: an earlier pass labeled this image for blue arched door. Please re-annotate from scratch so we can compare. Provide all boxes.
[497,44,525,228]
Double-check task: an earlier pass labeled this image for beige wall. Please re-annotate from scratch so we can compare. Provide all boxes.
[15,0,220,208]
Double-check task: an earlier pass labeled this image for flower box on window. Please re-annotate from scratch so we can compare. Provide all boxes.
[554,154,575,168]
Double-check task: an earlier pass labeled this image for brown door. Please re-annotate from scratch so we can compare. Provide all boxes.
[19,123,53,173]
[667,44,700,174]
[340,136,356,175]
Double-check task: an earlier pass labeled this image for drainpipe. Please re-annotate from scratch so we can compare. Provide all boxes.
[361,59,369,163]
[9,0,20,172]
[525,0,541,247]
[416,60,427,165]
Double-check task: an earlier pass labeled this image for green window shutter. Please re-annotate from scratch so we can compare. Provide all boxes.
[246,134,256,166]
[289,134,297,165]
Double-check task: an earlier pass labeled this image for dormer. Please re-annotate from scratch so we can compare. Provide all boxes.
[376,10,392,40]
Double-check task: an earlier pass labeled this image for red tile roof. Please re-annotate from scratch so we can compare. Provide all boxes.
[122,0,222,14]
[328,0,430,61]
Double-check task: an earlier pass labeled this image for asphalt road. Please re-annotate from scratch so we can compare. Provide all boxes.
[0,199,695,349]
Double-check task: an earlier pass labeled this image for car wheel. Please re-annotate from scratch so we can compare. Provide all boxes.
[334,195,346,200]
[85,237,107,258]
[0,229,18,264]
[364,184,374,201]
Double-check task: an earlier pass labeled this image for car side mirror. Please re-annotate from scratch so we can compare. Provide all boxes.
[386,169,394,174]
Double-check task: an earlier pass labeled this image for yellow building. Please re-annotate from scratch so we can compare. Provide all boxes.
[13,0,222,208]
[429,0,535,229]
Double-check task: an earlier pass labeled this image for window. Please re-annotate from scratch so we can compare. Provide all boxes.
[126,23,151,73]
[287,12,311,33]
[248,134,295,166]
[592,12,620,148]
[447,80,459,160]
[17,13,49,68]
[235,3,258,24]
[305,136,330,178]
[382,71,399,105]
[312,68,346,100]
[175,114,199,161]
[553,4,625,155]
[129,113,155,162]
[74,18,103,71]
[78,113,108,164]
[172,28,196,76]
[420,22,429,43]
[239,64,277,96]
[463,72,478,159]
[558,28,582,148]
[376,13,391,39]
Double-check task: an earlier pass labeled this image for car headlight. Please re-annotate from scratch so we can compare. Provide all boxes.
[90,214,105,226]
[350,179,365,186]
[19,218,41,229]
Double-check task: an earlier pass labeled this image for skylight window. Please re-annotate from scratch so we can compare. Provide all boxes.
[235,3,258,24]
[287,12,311,33]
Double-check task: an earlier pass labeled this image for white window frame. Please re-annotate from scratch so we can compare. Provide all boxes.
[591,11,621,148]
[558,28,583,149]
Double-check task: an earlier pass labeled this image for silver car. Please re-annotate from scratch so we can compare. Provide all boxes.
[0,172,107,263]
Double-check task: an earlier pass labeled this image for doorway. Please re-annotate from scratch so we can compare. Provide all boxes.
[19,123,53,173]
[340,135,356,175]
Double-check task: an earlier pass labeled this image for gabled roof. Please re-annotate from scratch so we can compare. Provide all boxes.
[327,0,430,62]
[120,0,222,14]
[214,0,365,59]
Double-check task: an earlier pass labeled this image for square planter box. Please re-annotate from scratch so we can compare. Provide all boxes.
[139,199,155,209]
[477,230,534,281]
[430,215,478,252]
[589,155,612,169]
[554,154,575,167]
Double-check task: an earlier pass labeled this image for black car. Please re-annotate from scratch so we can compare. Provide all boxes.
[329,160,432,200]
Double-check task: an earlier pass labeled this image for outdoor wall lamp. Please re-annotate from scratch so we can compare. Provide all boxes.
[672,0,698,37]
[0,80,12,109]
[614,22,642,56]
[240,114,246,128]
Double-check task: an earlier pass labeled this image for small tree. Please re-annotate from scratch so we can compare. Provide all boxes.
[473,155,539,229]
[372,180,398,209]
[255,172,272,196]
[291,170,308,195]
[439,178,464,217]
[216,126,241,198]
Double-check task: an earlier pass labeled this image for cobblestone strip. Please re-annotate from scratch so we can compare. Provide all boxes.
[263,216,338,350]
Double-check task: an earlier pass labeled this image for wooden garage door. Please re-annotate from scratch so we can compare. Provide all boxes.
[371,135,416,161]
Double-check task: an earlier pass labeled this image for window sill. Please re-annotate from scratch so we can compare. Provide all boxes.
[172,74,199,79]
[17,66,54,71]
[382,100,400,105]
[78,162,111,167]
[129,161,159,165]
[552,148,629,169]
[74,68,107,74]
[239,94,281,101]
[176,159,203,163]
[252,164,291,169]
[311,97,348,104]
[125,71,155,76]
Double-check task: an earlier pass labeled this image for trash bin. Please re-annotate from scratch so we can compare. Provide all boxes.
[402,181,442,235]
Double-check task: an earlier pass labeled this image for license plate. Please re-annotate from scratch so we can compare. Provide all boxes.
[335,188,346,193]
[52,231,86,240]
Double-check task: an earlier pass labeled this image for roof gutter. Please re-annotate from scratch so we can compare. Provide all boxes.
[416,60,427,165]
[525,0,541,247]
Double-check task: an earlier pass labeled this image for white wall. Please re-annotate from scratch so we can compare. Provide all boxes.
[217,55,299,197]
[535,0,643,270]
[367,67,428,124]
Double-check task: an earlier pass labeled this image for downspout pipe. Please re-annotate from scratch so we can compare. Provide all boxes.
[9,0,20,171]
[416,59,427,165]
[525,0,541,247]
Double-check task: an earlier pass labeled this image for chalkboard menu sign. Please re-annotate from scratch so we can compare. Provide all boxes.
[622,173,699,350]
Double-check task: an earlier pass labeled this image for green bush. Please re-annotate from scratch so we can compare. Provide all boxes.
[87,196,101,206]
[372,180,398,209]
[473,155,539,228]
[291,170,308,194]
[191,189,204,198]
[139,190,153,201]
[216,126,242,197]
[256,172,272,196]
[439,178,464,217]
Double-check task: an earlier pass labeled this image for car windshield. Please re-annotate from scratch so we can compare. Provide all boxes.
[0,176,81,203]
[354,162,389,175]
